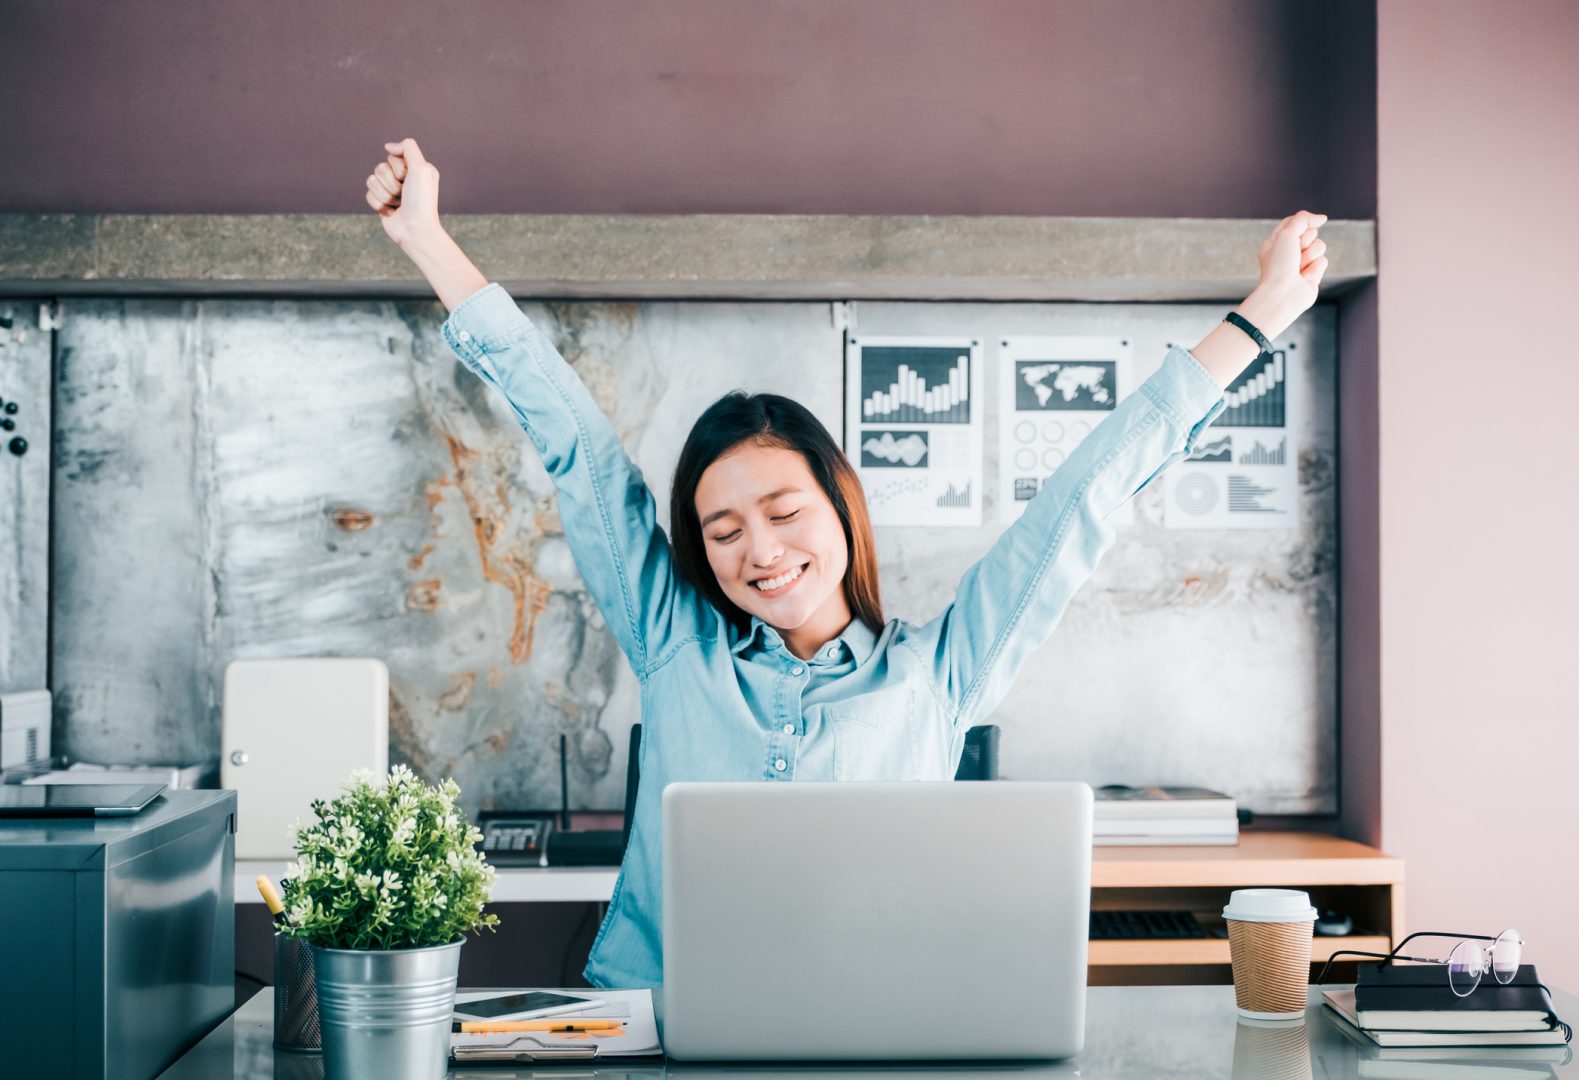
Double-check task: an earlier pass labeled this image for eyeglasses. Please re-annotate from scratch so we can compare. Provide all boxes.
[1316,929,1524,997]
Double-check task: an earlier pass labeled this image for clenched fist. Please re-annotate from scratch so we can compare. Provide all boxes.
[365,138,442,248]
[1253,210,1330,329]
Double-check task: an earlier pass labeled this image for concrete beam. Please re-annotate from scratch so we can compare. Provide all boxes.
[0,214,1374,301]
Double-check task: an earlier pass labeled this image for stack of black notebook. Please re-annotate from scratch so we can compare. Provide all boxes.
[1323,963,1571,1054]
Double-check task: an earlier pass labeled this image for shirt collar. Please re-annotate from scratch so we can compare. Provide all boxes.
[729,615,881,668]
[729,617,779,656]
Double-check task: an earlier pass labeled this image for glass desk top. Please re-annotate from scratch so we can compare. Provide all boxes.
[159,984,1577,1080]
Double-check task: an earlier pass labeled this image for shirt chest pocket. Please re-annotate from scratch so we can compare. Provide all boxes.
[828,689,920,781]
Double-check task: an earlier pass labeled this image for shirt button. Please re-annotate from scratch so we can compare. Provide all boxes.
[825,646,839,658]
[457,330,472,343]
[790,666,804,676]
[774,758,788,772]
[782,724,794,735]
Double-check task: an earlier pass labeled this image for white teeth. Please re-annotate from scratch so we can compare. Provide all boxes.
[753,565,804,591]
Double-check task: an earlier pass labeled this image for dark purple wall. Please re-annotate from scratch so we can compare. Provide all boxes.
[1,0,1374,217]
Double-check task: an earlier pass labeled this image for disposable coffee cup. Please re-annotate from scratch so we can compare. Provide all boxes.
[1222,888,1317,1020]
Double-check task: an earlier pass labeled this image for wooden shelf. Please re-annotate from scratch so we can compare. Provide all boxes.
[1092,832,1405,889]
[1087,832,1405,982]
[1089,934,1391,967]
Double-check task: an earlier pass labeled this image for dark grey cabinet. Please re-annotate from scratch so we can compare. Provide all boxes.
[0,789,236,1080]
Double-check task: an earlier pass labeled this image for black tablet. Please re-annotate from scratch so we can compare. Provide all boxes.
[0,783,167,817]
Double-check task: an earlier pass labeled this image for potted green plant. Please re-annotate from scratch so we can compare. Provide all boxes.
[280,765,499,1080]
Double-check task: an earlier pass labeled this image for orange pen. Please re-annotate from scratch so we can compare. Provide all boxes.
[452,1018,625,1034]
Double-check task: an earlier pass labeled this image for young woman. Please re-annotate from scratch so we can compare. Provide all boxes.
[365,138,1329,988]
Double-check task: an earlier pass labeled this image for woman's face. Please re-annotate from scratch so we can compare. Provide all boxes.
[694,440,852,645]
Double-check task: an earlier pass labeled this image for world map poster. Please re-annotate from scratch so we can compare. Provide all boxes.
[996,336,1133,522]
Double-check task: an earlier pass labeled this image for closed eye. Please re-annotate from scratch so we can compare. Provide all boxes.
[710,529,741,544]
[771,510,801,522]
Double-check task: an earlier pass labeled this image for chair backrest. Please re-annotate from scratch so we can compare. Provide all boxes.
[621,721,1000,842]
[955,724,1000,781]
[621,722,643,850]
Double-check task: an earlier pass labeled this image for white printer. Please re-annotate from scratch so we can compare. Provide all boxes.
[0,689,50,770]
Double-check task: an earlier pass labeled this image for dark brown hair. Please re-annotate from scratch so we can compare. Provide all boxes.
[669,392,884,635]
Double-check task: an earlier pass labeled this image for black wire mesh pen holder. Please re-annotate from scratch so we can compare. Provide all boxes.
[273,933,322,1052]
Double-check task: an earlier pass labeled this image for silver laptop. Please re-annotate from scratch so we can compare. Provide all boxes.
[661,781,1093,1061]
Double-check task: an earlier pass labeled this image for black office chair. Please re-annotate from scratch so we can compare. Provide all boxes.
[954,723,1000,782]
[620,721,1000,849]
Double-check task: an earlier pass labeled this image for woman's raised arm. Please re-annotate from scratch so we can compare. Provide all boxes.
[1191,210,1330,388]
[365,138,488,311]
[365,139,708,679]
[901,213,1329,730]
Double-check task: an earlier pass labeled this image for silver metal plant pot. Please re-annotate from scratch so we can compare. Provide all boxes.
[311,939,463,1080]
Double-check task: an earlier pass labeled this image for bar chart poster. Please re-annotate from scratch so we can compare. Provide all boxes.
[1164,347,1299,529]
[846,336,983,526]
[996,336,1132,522]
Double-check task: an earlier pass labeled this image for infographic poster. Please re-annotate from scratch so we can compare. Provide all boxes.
[1164,346,1300,529]
[996,336,1132,521]
[845,335,984,527]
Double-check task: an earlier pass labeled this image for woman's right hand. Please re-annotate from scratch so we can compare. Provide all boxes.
[365,138,442,248]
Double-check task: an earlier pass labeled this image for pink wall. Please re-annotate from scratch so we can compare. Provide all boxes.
[1377,2,1579,988]
[0,0,1372,218]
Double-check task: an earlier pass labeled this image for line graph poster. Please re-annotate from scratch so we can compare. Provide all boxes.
[997,336,1132,522]
[1164,346,1299,529]
[846,335,983,526]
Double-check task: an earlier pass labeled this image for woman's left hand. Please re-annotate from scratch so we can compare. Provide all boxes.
[1249,211,1330,336]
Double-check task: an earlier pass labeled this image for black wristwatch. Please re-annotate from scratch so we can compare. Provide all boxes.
[1223,311,1272,354]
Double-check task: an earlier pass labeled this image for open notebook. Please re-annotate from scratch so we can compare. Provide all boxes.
[452,989,662,1064]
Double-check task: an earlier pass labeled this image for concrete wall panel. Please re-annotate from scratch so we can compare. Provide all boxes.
[51,297,1336,814]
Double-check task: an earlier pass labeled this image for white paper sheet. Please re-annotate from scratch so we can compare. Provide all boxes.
[846,334,984,527]
[996,335,1133,523]
[1164,345,1300,529]
[452,988,662,1061]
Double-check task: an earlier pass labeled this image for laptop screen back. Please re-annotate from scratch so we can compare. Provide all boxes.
[662,781,1093,1061]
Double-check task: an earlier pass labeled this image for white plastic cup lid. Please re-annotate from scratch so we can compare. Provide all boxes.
[1222,888,1318,923]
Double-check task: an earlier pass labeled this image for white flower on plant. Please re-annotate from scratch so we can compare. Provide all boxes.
[279,766,500,949]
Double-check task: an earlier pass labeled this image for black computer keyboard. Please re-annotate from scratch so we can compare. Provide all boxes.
[1089,910,1217,939]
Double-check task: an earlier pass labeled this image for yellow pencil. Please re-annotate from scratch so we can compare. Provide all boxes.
[255,875,285,918]
[453,1018,625,1034]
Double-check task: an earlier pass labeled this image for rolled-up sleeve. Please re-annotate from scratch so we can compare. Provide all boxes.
[441,284,705,678]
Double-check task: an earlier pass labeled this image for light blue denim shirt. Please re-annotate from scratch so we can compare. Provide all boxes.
[442,283,1226,988]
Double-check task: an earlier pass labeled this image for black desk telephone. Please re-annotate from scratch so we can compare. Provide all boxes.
[474,730,640,868]
[476,812,555,866]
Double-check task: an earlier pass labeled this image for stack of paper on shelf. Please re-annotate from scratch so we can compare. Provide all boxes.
[1322,964,1571,1062]
[1091,785,1239,846]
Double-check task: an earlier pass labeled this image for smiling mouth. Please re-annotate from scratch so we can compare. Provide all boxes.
[751,563,807,594]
